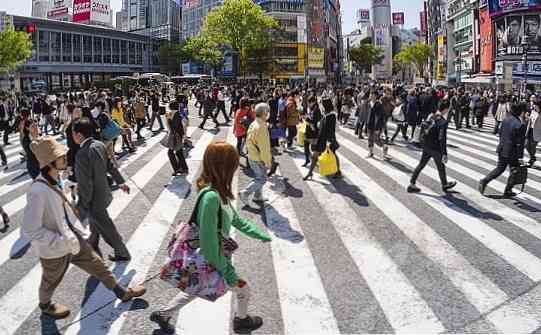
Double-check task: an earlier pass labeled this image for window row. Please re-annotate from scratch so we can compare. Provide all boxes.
[35,31,144,65]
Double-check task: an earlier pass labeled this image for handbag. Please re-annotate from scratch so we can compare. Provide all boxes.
[102,120,121,141]
[509,163,528,193]
[271,127,285,139]
[160,189,238,301]
[318,145,338,176]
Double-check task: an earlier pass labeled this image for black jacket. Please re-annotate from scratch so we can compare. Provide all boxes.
[423,113,448,155]
[315,112,337,152]
[497,114,527,160]
[305,104,322,140]
[366,101,386,131]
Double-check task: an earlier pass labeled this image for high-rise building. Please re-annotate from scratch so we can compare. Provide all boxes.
[371,0,392,79]
[124,0,181,42]
[32,0,50,18]
[182,0,223,39]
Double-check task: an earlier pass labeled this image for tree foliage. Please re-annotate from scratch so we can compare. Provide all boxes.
[183,35,223,68]
[158,42,189,75]
[0,29,32,73]
[394,42,434,81]
[348,43,384,74]
[200,0,278,75]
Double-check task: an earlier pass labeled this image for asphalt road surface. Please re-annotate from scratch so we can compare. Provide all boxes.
[1,103,541,334]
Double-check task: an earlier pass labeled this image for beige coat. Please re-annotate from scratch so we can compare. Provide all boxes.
[529,110,541,142]
[22,175,88,259]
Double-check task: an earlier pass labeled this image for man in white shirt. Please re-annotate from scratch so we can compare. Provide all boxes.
[215,88,230,123]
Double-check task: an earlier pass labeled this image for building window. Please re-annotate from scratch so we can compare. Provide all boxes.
[137,43,143,65]
[103,38,111,63]
[30,31,38,62]
[83,35,92,63]
[51,31,61,62]
[128,41,136,64]
[93,36,102,63]
[120,40,127,64]
[113,39,120,64]
[62,33,72,62]
[38,30,49,62]
[73,34,82,63]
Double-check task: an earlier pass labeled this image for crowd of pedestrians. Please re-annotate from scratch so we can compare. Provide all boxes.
[0,78,538,333]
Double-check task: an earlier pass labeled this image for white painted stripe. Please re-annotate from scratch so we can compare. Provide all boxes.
[64,131,217,335]
[485,284,541,333]
[337,133,541,282]
[294,147,507,314]
[289,156,446,332]
[176,128,237,335]
[0,177,31,197]
[257,167,340,334]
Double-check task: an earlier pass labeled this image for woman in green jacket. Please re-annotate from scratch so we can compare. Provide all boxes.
[150,140,271,334]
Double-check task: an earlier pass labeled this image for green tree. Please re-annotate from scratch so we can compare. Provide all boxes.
[395,42,434,82]
[0,29,32,73]
[393,52,409,81]
[158,42,189,75]
[183,35,223,71]
[201,0,278,76]
[348,43,384,76]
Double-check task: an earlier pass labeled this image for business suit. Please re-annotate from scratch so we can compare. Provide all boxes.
[166,110,188,174]
[75,138,130,258]
[481,114,526,194]
[366,101,388,157]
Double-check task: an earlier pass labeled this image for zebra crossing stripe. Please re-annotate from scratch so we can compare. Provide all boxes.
[0,130,193,335]
[337,133,541,283]
[64,130,218,335]
[289,154,445,332]
[260,167,340,334]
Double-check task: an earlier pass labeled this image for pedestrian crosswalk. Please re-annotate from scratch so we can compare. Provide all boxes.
[1,115,541,334]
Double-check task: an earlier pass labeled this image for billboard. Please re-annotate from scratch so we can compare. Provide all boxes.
[420,11,427,34]
[372,0,390,7]
[73,0,91,22]
[479,7,494,72]
[495,14,541,57]
[357,9,370,22]
[90,0,111,24]
[308,47,324,69]
[392,12,404,25]
[489,0,541,17]
[436,35,446,80]
[184,0,200,9]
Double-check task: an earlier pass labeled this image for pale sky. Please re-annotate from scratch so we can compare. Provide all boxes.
[1,0,423,34]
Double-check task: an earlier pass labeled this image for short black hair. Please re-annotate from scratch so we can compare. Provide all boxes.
[439,99,450,111]
[510,103,526,117]
[72,117,94,139]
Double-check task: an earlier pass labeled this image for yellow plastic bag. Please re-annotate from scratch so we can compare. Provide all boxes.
[297,122,306,146]
[318,146,338,176]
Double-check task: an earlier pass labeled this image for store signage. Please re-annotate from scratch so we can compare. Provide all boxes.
[479,7,494,72]
[308,47,324,69]
[357,9,370,22]
[48,7,69,17]
[372,0,390,7]
[73,0,91,22]
[184,0,200,8]
[392,12,404,25]
[91,0,111,24]
[495,14,541,57]
[489,0,541,17]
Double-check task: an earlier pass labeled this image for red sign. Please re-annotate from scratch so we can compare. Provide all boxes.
[420,11,427,34]
[183,0,200,9]
[392,12,404,25]
[73,0,91,22]
[479,7,494,73]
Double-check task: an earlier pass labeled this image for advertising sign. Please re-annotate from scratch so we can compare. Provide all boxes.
[357,9,370,22]
[73,0,91,22]
[420,11,427,34]
[489,0,541,17]
[372,0,390,7]
[436,35,446,80]
[392,12,404,25]
[48,7,69,17]
[496,14,541,57]
[308,47,324,69]
[90,0,111,24]
[184,0,200,9]
[223,55,233,76]
[479,7,494,72]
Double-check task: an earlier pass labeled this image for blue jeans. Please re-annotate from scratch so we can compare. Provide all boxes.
[244,160,267,199]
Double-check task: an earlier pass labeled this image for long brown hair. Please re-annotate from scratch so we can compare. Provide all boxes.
[197,141,239,202]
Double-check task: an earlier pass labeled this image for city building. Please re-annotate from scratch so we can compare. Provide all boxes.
[5,15,157,92]
[371,0,392,79]
[445,0,476,86]
[47,0,73,22]
[123,0,181,42]
[182,0,222,39]
[0,11,14,31]
[32,0,50,18]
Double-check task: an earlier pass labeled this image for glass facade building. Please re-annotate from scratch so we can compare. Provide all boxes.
[10,16,157,92]
[182,0,223,39]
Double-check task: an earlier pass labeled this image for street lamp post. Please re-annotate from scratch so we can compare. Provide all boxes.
[522,35,529,100]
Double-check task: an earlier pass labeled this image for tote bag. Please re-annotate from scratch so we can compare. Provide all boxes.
[318,145,338,176]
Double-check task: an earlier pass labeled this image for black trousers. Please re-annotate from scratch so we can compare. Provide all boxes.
[494,121,501,135]
[149,111,164,130]
[215,101,229,122]
[168,148,188,173]
[526,128,537,164]
[481,155,518,192]
[199,112,219,128]
[2,126,9,145]
[458,110,470,128]
[87,207,130,258]
[287,126,297,146]
[236,136,246,155]
[410,149,448,186]
[391,123,408,142]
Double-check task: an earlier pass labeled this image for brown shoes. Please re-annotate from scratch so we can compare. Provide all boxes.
[120,285,147,302]
[39,302,71,319]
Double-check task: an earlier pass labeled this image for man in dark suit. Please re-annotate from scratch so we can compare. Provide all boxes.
[366,90,389,159]
[408,100,457,193]
[479,103,527,197]
[72,117,132,261]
